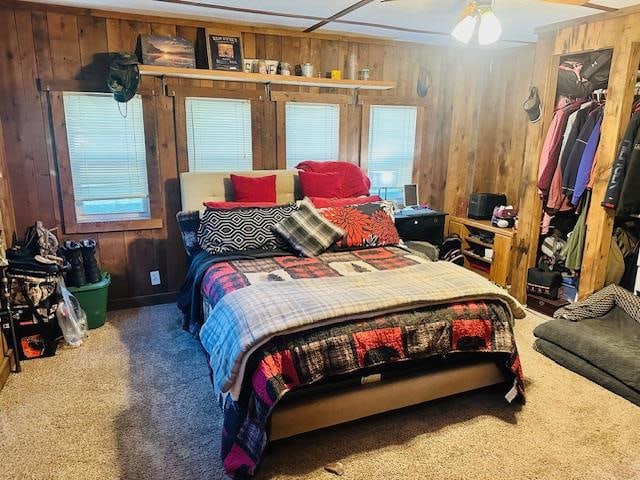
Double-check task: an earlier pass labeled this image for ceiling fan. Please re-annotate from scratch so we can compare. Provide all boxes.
[379,0,615,45]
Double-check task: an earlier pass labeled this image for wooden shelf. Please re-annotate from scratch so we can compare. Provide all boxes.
[138,65,396,91]
[466,264,491,280]
[465,236,494,249]
[449,216,514,237]
[448,217,515,288]
[462,249,493,264]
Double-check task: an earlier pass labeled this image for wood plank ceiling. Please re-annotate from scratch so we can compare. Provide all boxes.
[25,0,640,47]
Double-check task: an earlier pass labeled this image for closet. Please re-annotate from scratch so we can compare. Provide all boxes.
[511,9,640,304]
[531,49,613,304]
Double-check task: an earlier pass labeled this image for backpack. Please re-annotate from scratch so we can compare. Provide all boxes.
[556,51,612,98]
[581,50,612,90]
[439,234,464,266]
[557,63,592,98]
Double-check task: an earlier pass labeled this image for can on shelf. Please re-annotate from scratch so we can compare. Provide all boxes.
[279,62,291,76]
[301,63,314,78]
[359,68,371,81]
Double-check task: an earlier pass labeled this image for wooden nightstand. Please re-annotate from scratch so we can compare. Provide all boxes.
[447,215,515,288]
[394,208,447,246]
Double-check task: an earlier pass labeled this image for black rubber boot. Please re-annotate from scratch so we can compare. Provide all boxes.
[80,239,101,284]
[61,241,86,287]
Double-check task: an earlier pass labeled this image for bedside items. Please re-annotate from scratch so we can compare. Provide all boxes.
[394,208,447,246]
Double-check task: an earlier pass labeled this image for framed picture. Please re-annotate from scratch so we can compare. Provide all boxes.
[139,35,196,68]
[206,29,243,71]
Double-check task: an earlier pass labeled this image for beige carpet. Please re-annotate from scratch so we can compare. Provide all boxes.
[0,304,639,480]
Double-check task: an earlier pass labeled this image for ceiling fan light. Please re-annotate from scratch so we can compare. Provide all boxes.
[478,9,502,45]
[451,14,477,44]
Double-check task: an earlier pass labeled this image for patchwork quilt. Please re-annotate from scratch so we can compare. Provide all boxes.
[194,247,525,479]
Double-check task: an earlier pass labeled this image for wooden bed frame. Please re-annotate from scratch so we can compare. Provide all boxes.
[180,170,507,440]
[270,360,504,440]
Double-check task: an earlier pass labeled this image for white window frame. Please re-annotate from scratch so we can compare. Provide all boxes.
[285,102,340,169]
[62,92,151,224]
[366,104,418,203]
[185,97,253,172]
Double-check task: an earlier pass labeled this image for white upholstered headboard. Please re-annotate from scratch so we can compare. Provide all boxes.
[179,170,301,212]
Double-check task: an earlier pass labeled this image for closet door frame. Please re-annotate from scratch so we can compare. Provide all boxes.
[513,33,640,302]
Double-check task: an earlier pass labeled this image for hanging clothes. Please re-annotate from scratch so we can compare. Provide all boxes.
[561,106,603,198]
[603,112,640,210]
[537,98,585,197]
[572,108,604,205]
[559,101,597,174]
[561,191,591,271]
[616,126,640,216]
[545,103,599,215]
[545,102,596,215]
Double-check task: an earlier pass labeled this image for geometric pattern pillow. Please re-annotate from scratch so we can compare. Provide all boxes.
[272,198,345,257]
[197,204,297,255]
[319,201,400,249]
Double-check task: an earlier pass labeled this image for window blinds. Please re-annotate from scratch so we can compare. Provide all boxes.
[62,92,150,222]
[367,105,418,191]
[186,97,253,172]
[285,103,340,169]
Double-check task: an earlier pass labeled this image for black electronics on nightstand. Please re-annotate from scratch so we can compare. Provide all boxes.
[394,208,447,246]
[468,193,506,220]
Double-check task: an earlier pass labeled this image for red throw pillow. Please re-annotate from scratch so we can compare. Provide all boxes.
[203,201,278,209]
[319,202,400,249]
[296,161,370,197]
[308,196,382,208]
[298,171,343,198]
[230,174,277,202]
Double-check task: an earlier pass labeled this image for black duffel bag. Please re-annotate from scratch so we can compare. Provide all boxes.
[527,267,563,300]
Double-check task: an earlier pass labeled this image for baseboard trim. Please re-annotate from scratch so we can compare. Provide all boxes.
[0,351,12,392]
[108,292,178,310]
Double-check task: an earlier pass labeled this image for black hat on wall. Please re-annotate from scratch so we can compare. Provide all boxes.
[523,86,541,123]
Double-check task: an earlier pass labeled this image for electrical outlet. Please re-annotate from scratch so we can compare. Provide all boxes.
[150,270,161,286]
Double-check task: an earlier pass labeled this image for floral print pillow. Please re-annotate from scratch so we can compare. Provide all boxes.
[319,201,400,249]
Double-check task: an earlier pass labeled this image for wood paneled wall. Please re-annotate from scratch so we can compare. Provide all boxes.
[0,0,534,308]
[0,117,16,244]
[444,47,535,217]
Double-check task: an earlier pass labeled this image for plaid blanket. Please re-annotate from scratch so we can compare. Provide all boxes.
[220,300,523,479]
[200,253,524,398]
[195,247,525,479]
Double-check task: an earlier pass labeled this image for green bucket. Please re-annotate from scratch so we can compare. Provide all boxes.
[67,272,111,329]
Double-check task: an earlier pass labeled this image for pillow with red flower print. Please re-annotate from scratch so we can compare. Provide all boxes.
[319,201,400,249]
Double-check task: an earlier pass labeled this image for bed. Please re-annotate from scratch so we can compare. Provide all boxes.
[177,169,526,479]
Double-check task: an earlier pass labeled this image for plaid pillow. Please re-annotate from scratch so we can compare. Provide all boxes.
[273,198,345,257]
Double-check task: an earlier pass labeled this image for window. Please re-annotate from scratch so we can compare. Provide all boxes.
[367,105,418,204]
[63,92,150,223]
[186,97,253,171]
[285,103,339,169]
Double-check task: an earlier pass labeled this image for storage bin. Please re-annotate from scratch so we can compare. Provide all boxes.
[67,272,111,329]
